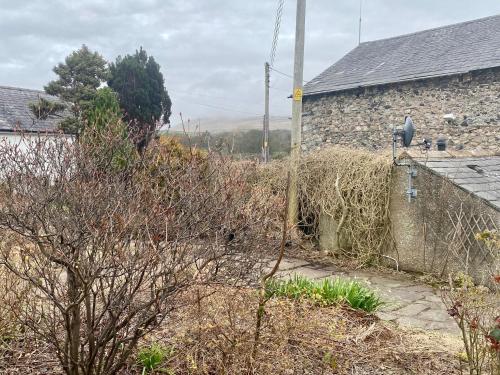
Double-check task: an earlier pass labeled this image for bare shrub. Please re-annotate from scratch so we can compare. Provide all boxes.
[442,230,500,375]
[0,126,279,375]
[442,277,500,375]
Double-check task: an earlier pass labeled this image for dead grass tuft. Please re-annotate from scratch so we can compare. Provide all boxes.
[1,285,462,374]
[136,286,460,375]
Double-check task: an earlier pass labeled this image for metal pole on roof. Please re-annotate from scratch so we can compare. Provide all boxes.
[288,0,306,227]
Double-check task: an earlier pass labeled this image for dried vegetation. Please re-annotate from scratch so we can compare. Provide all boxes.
[259,147,394,263]
[0,129,281,375]
[130,286,460,375]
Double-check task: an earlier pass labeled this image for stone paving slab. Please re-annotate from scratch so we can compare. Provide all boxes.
[276,258,311,271]
[277,266,335,280]
[277,258,459,335]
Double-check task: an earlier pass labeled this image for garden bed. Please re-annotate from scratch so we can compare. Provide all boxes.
[0,284,464,374]
[135,285,460,374]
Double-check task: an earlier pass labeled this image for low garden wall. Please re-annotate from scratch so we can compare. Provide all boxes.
[386,160,499,286]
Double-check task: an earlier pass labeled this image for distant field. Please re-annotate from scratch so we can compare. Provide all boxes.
[161,127,291,160]
[167,116,290,134]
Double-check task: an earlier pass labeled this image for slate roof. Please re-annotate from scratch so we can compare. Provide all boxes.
[414,156,500,211]
[0,86,68,133]
[304,15,500,96]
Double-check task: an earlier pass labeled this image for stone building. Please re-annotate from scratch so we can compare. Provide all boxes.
[302,15,500,153]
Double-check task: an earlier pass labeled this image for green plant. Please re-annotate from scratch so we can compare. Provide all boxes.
[322,352,338,370]
[108,47,172,150]
[265,275,383,313]
[84,87,122,131]
[81,89,136,172]
[29,97,67,120]
[44,44,109,135]
[137,343,173,374]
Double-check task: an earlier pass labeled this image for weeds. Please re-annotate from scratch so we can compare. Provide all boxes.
[258,147,394,264]
[265,275,383,313]
[148,286,460,374]
[137,343,173,374]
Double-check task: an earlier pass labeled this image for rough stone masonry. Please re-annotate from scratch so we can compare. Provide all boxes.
[301,67,500,153]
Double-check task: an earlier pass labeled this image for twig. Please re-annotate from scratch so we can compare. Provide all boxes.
[252,172,291,360]
[334,173,348,251]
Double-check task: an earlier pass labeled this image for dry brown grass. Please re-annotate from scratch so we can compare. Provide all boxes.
[1,285,462,374]
[129,286,460,375]
[0,265,31,340]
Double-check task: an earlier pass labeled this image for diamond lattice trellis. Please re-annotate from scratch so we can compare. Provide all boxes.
[446,203,498,276]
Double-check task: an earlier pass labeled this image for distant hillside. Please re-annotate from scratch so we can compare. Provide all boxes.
[168,116,290,134]
[162,128,291,160]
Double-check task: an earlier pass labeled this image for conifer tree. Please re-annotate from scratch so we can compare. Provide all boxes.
[108,47,172,150]
[45,45,108,135]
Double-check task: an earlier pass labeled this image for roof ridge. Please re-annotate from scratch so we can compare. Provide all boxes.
[361,14,500,45]
[304,14,500,96]
[0,85,47,94]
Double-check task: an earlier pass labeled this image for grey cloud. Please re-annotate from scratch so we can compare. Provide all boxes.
[0,0,499,121]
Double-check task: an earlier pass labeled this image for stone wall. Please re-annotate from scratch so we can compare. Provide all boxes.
[302,68,500,153]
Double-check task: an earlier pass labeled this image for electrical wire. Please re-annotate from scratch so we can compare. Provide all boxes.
[270,0,285,67]
[270,66,310,83]
[175,97,261,116]
[270,66,293,79]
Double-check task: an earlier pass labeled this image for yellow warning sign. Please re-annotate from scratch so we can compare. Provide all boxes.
[293,88,303,101]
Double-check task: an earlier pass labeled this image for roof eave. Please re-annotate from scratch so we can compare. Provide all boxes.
[0,128,73,136]
[412,157,500,213]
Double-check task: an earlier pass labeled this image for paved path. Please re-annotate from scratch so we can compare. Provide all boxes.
[277,258,458,334]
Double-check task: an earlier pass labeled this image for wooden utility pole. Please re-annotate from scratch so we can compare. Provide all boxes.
[262,62,270,163]
[288,0,306,226]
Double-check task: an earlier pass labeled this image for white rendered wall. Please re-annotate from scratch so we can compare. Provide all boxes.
[0,132,73,152]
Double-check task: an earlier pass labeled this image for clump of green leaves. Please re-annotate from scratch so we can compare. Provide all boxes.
[137,343,174,374]
[81,87,136,171]
[29,97,66,120]
[265,275,382,312]
[84,87,122,131]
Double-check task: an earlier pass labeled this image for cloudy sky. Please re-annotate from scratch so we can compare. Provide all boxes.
[1,1,499,123]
